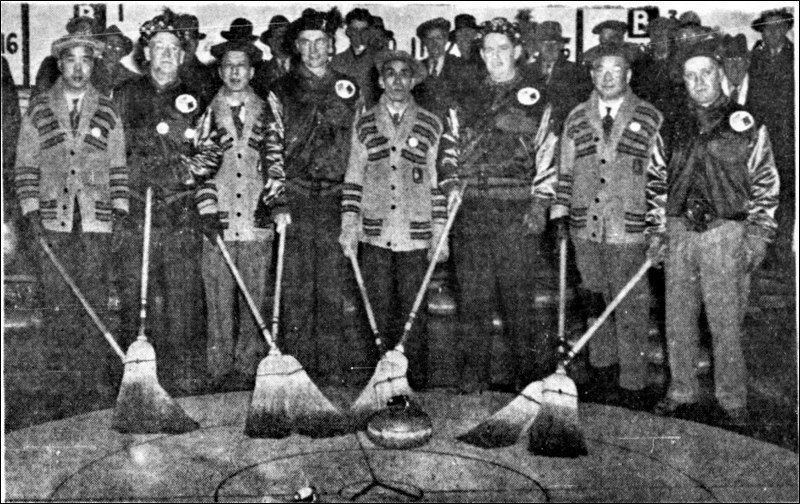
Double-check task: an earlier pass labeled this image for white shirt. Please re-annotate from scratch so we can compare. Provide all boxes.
[722,73,750,106]
[384,100,409,122]
[64,91,87,113]
[598,97,624,119]
[225,95,248,123]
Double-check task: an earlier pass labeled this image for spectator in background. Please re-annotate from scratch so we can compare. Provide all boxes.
[95,25,139,97]
[367,16,395,52]
[450,14,481,64]
[332,8,380,107]
[749,7,795,274]
[258,15,292,93]
[631,16,683,124]
[516,9,538,65]
[413,17,463,119]
[581,20,645,70]
[719,34,752,107]
[176,13,220,103]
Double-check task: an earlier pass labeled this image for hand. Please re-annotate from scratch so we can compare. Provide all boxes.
[428,234,449,263]
[261,179,286,206]
[745,234,768,273]
[273,211,291,234]
[338,226,359,258]
[646,233,667,266]
[446,185,463,214]
[523,201,548,235]
[199,213,224,241]
[26,210,45,241]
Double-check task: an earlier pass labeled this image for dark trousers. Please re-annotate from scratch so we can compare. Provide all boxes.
[452,196,553,389]
[38,230,119,397]
[115,223,205,386]
[361,243,429,388]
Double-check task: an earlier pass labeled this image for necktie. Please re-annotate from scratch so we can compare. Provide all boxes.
[429,61,438,79]
[391,112,401,126]
[231,104,244,138]
[602,106,614,141]
[70,98,80,136]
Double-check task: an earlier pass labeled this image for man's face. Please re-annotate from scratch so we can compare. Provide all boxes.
[346,19,370,55]
[422,27,447,60]
[684,56,722,107]
[534,39,563,64]
[103,35,127,66]
[676,26,701,49]
[146,32,184,76]
[267,27,288,57]
[722,54,750,85]
[762,20,788,51]
[599,28,624,46]
[379,59,414,102]
[58,45,94,91]
[591,55,630,100]
[455,28,477,58]
[219,51,253,93]
[296,29,331,70]
[481,32,519,79]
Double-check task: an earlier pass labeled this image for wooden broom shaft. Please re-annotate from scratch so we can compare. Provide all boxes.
[138,187,153,340]
[271,228,286,338]
[38,237,126,360]
[398,184,466,349]
[557,236,568,353]
[565,258,652,363]
[215,235,277,352]
[348,254,381,349]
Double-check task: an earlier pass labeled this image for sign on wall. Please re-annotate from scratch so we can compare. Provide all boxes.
[628,6,660,38]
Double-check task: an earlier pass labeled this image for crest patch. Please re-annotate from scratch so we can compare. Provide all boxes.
[517,87,540,106]
[175,94,198,114]
[729,111,754,132]
[335,79,356,99]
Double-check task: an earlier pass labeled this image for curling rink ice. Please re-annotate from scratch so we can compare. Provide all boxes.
[5,389,798,502]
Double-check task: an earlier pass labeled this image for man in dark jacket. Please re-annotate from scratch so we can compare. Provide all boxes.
[413,17,463,119]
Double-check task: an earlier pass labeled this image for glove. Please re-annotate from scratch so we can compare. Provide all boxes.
[199,213,224,241]
[553,216,569,242]
[523,200,549,235]
[428,232,449,263]
[646,233,667,266]
[339,214,360,259]
[273,211,291,234]
[261,179,286,207]
[745,234,768,273]
[26,210,45,241]
[446,183,463,214]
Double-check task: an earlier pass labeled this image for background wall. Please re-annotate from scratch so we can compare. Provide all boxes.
[0,2,795,87]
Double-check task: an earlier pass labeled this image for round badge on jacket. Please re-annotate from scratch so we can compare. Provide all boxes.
[407,137,419,148]
[517,87,540,106]
[175,94,198,114]
[729,111,754,132]
[629,121,641,133]
[156,121,170,135]
[335,79,356,99]
[184,128,197,139]
[91,127,103,138]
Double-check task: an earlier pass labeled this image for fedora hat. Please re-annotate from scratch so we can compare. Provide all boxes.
[221,18,258,42]
[534,21,570,43]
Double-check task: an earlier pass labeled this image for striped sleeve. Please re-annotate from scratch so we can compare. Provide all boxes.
[425,115,447,227]
[644,132,667,235]
[107,107,129,213]
[550,109,578,220]
[194,180,218,216]
[342,112,366,217]
[264,91,287,210]
[436,107,461,196]
[532,104,558,204]
[14,106,42,215]
[182,108,223,183]
[746,125,780,242]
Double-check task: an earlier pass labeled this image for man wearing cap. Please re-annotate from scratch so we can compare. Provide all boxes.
[340,51,446,388]
[581,20,645,70]
[413,17,463,120]
[719,34,753,107]
[194,39,287,391]
[95,25,139,96]
[15,26,128,400]
[527,20,592,134]
[750,8,794,274]
[177,13,220,104]
[264,8,361,386]
[258,15,292,94]
[437,18,559,392]
[332,8,380,108]
[653,36,779,430]
[550,45,667,409]
[630,16,683,121]
[450,14,481,64]
[114,8,221,392]
[218,18,270,100]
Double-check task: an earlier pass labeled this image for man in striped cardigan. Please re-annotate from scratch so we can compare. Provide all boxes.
[340,50,447,389]
[550,46,667,409]
[15,27,129,400]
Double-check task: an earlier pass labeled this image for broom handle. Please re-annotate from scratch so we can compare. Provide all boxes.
[215,235,279,353]
[564,258,652,366]
[396,183,466,352]
[271,228,286,338]
[137,186,153,341]
[557,235,568,355]
[38,237,126,360]
[348,254,382,351]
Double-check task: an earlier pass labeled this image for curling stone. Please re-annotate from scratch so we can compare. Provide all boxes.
[365,395,433,449]
[427,284,457,317]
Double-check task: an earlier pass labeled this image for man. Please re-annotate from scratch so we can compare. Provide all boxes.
[115,9,220,393]
[264,8,361,386]
[551,46,667,409]
[581,20,645,70]
[340,51,445,388]
[653,36,779,430]
[749,8,794,274]
[258,15,292,95]
[450,14,481,63]
[15,25,128,401]
[176,13,220,104]
[719,34,752,106]
[526,21,592,134]
[332,8,380,107]
[437,18,559,392]
[194,39,286,391]
[413,17,462,119]
[95,25,139,96]
[218,17,271,100]
[631,16,683,120]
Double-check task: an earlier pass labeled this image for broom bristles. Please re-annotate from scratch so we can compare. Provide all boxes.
[112,339,199,434]
[527,371,587,457]
[350,350,414,429]
[245,354,349,438]
[457,380,543,448]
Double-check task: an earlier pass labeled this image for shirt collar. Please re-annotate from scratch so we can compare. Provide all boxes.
[598,96,625,118]
[64,91,87,111]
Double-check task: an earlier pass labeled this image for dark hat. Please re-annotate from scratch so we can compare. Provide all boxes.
[678,30,722,67]
[139,8,189,48]
[752,8,794,33]
[259,15,289,44]
[416,17,451,39]
[371,16,394,41]
[101,25,134,55]
[592,20,627,35]
[221,18,258,42]
[647,17,679,37]
[718,33,749,59]
[374,50,427,82]
[175,13,206,41]
[210,39,263,63]
[449,14,479,41]
[534,21,570,43]
[66,16,102,36]
[479,17,521,43]
[287,8,342,43]
[678,11,702,28]
[52,16,104,57]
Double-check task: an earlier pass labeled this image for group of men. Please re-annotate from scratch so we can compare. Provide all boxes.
[7,6,792,430]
